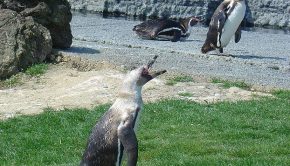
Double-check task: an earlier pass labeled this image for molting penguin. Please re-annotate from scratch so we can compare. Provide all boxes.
[80,56,166,166]
[201,0,246,54]
[133,16,200,42]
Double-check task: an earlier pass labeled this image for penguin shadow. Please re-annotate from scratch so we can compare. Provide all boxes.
[63,46,100,54]
[208,52,285,61]
[182,39,204,43]
[244,0,254,27]
[231,54,286,61]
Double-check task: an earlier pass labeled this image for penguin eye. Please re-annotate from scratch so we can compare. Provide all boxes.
[190,20,195,26]
[141,67,149,76]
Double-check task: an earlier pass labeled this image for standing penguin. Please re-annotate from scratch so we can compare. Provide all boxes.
[80,56,166,166]
[133,16,200,42]
[201,0,246,54]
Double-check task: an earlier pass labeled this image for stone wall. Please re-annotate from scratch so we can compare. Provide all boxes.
[67,0,290,29]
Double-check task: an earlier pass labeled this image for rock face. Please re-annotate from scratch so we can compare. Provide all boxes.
[67,0,290,29]
[247,0,290,28]
[0,9,52,79]
[0,0,72,48]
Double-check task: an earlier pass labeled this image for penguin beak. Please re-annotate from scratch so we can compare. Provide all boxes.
[143,56,167,80]
[189,16,204,26]
[149,70,167,79]
[193,17,202,22]
[147,55,158,69]
[194,16,205,23]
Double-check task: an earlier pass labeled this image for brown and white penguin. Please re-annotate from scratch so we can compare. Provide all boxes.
[201,0,246,54]
[133,16,201,42]
[80,56,166,166]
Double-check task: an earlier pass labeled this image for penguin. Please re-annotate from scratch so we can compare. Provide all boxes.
[80,56,166,166]
[133,16,201,42]
[201,0,246,54]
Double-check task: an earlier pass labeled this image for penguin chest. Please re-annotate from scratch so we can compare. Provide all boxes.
[117,107,142,132]
[219,1,246,47]
[156,27,188,41]
[156,28,178,40]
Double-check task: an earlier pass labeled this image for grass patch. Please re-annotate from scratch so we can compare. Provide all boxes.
[211,78,251,90]
[166,75,194,86]
[178,92,193,97]
[0,63,49,89]
[0,92,290,165]
[272,90,290,100]
[25,63,49,77]
[0,105,110,165]
[0,74,23,88]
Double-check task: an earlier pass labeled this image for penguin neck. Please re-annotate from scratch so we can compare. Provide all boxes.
[180,19,192,34]
[186,24,192,34]
[180,21,188,32]
[118,81,143,104]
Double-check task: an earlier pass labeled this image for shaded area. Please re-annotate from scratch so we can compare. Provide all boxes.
[232,55,286,61]
[61,46,100,54]
[208,53,286,61]
[244,0,254,27]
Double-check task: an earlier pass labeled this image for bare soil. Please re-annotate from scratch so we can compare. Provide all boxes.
[0,57,271,120]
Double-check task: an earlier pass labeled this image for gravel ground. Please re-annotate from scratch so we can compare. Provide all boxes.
[62,13,290,90]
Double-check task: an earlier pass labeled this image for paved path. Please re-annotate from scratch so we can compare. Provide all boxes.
[61,13,290,90]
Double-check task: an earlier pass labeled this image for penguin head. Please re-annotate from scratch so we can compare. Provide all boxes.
[137,66,166,86]
[201,42,216,54]
[188,17,201,27]
[181,16,201,30]
[124,56,166,87]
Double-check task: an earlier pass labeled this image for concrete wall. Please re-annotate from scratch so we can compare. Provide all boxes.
[67,0,290,29]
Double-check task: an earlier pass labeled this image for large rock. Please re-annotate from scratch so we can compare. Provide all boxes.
[67,0,290,29]
[0,0,72,48]
[0,9,52,79]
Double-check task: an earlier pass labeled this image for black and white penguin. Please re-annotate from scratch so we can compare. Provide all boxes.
[80,56,166,166]
[201,0,246,54]
[133,16,200,42]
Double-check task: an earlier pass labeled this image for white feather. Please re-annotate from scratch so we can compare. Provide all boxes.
[217,20,221,47]
[158,27,182,34]
[220,1,246,47]
[116,139,122,166]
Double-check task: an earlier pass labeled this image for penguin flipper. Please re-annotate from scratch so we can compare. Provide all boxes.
[118,117,138,166]
[214,11,226,48]
[216,11,226,33]
[235,24,242,43]
[171,30,181,42]
[134,19,167,40]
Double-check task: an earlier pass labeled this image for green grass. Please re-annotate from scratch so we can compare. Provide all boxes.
[272,90,290,100]
[0,75,23,88]
[211,78,251,90]
[25,63,49,77]
[166,75,194,86]
[0,63,49,89]
[0,92,290,165]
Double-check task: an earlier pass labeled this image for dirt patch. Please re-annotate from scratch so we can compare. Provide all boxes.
[0,56,271,120]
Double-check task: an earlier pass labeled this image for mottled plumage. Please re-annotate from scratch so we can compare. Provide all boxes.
[80,56,166,166]
[133,16,200,42]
